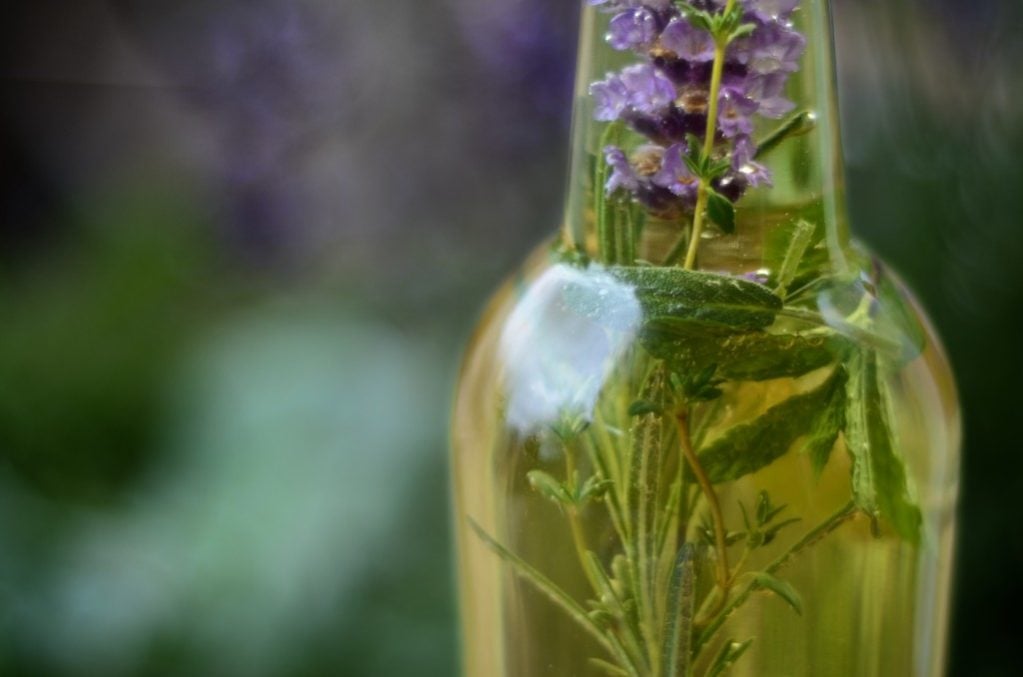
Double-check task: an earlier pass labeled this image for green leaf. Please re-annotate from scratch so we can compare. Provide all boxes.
[706,190,736,234]
[845,349,923,542]
[610,267,782,334]
[467,520,616,655]
[629,399,664,417]
[754,573,803,615]
[589,659,629,677]
[696,367,848,484]
[662,544,697,677]
[773,219,816,297]
[729,22,757,41]
[802,366,847,476]
[578,476,615,503]
[755,110,818,161]
[707,638,754,677]
[650,328,845,383]
[527,470,572,507]
[764,216,827,292]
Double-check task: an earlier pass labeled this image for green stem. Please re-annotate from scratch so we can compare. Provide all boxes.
[565,440,602,594]
[676,412,731,604]
[597,122,624,264]
[755,110,817,160]
[468,519,636,672]
[694,502,859,654]
[682,16,731,271]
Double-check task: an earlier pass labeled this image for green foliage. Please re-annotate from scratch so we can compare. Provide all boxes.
[773,219,816,297]
[754,573,804,615]
[674,1,750,45]
[764,216,829,297]
[661,544,697,677]
[467,520,621,659]
[706,638,754,677]
[527,470,573,507]
[845,350,923,542]
[755,110,818,161]
[610,266,781,333]
[740,492,801,549]
[649,328,845,384]
[706,189,736,234]
[696,368,848,484]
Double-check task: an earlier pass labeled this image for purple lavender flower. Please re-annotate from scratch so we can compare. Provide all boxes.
[717,87,758,138]
[742,0,800,22]
[589,0,672,12]
[620,64,677,115]
[732,135,772,187]
[653,143,700,199]
[660,18,716,63]
[747,73,795,118]
[589,0,806,217]
[604,146,641,193]
[607,9,659,51]
[590,74,631,121]
[749,23,806,75]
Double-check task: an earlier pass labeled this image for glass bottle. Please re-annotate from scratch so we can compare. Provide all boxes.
[450,2,960,675]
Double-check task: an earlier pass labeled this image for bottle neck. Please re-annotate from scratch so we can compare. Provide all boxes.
[561,0,851,275]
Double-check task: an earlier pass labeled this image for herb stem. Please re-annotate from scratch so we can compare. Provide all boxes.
[676,412,731,597]
[683,5,732,271]
[565,440,602,594]
[754,110,817,160]
[695,502,859,653]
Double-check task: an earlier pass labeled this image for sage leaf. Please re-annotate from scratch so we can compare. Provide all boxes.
[802,366,847,476]
[754,573,803,615]
[610,266,781,334]
[845,349,923,543]
[697,367,848,484]
[648,328,846,383]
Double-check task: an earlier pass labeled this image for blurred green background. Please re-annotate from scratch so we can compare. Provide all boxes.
[1,0,1020,675]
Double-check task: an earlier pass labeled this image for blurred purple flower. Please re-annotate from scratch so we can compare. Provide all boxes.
[590,0,672,12]
[747,73,796,118]
[742,0,800,22]
[718,87,758,137]
[604,146,642,193]
[660,17,716,62]
[608,9,659,51]
[654,143,700,198]
[621,64,677,115]
[591,74,632,121]
[732,135,773,187]
[749,22,806,75]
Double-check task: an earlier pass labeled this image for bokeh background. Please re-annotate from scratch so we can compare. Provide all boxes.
[1,0,1020,675]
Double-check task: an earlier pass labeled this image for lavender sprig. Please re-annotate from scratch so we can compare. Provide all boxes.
[588,0,807,267]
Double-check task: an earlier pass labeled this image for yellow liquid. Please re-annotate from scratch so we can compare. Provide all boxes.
[451,247,959,677]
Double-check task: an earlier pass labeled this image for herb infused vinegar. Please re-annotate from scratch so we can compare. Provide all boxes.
[452,251,957,676]
[451,2,959,675]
